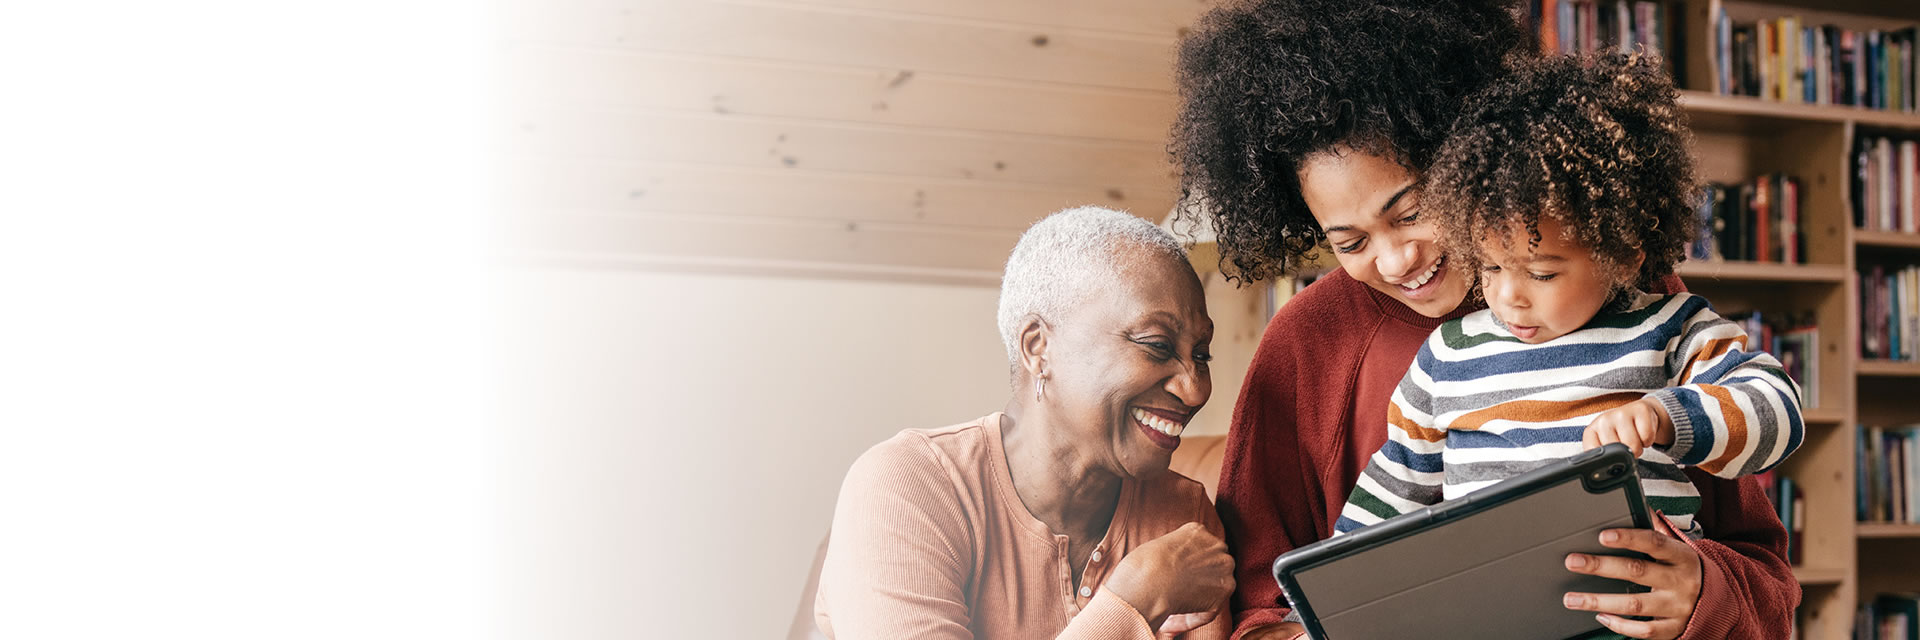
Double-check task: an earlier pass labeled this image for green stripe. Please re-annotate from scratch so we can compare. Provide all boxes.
[1584,293,1674,329]
[1646,495,1702,518]
[1348,485,1404,521]
[1749,364,1795,389]
[1440,319,1525,349]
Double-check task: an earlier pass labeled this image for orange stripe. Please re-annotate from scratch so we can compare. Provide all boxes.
[1698,385,1749,475]
[1450,392,1646,431]
[1388,401,1448,442]
[1678,336,1741,379]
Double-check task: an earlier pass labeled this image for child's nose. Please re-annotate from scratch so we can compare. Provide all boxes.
[1491,280,1526,309]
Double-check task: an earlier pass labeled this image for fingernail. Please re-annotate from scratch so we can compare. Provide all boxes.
[1563,594,1581,608]
[1601,530,1620,544]
[1566,554,1587,569]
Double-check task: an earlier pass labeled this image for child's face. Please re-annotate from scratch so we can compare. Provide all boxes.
[1477,217,1620,344]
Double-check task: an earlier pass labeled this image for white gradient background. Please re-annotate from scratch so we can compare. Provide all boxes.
[1,2,493,638]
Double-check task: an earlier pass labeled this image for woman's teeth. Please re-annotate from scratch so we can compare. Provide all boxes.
[1399,258,1442,290]
[1132,408,1185,437]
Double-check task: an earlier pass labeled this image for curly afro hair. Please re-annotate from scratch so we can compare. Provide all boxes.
[1170,0,1533,282]
[1423,51,1700,291]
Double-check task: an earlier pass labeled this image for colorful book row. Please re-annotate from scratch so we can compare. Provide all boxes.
[1690,175,1805,264]
[1708,4,1918,111]
[1855,134,1920,234]
[1861,265,1920,362]
[1859,424,1920,525]
[1533,1,1669,60]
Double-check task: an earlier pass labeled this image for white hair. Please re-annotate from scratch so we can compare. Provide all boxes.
[996,206,1189,364]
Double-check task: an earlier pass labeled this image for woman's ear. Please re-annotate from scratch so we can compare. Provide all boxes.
[1017,315,1050,380]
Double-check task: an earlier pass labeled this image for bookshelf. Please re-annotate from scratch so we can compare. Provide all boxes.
[1676,1,1920,636]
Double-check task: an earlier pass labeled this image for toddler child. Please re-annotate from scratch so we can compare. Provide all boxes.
[1335,52,1805,541]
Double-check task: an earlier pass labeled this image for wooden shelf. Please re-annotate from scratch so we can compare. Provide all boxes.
[1802,407,1849,425]
[1856,230,1920,250]
[1859,360,1920,377]
[1675,260,1848,283]
[1794,566,1849,585]
[1859,523,1920,539]
[1680,91,1920,131]
[1717,0,1920,23]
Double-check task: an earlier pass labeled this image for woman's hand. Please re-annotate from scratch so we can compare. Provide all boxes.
[1103,522,1235,631]
[1562,528,1703,640]
[1583,397,1674,457]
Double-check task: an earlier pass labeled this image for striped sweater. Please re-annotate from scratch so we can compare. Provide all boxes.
[1335,291,1805,537]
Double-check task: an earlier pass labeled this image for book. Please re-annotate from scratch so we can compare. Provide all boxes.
[1694,175,1805,264]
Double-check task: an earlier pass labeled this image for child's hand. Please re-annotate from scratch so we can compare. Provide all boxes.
[1582,397,1674,457]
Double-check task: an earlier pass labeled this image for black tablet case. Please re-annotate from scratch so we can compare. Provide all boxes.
[1271,443,1652,640]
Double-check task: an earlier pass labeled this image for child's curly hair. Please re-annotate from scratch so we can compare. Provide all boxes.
[1170,0,1532,283]
[1424,51,1701,290]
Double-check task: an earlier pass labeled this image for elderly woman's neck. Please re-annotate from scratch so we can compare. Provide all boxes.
[998,405,1123,537]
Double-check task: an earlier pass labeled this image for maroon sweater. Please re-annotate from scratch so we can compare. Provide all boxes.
[1217,268,1798,639]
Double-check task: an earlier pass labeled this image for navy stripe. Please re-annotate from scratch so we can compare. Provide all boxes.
[1451,426,1589,448]
[1691,349,1769,384]
[1334,515,1367,534]
[1731,376,1803,473]
[1380,439,1443,473]
[1419,315,1688,382]
[1671,389,1715,466]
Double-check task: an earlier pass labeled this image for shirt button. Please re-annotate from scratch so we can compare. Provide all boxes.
[1078,586,1092,598]
[1090,550,1102,563]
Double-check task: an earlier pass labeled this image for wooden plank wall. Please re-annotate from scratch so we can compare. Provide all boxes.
[501,0,1214,283]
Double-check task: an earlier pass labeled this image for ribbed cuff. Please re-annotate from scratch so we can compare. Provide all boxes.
[1650,389,1698,464]
[1078,590,1157,640]
[1675,542,1738,640]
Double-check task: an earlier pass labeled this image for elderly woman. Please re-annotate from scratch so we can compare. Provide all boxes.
[814,206,1235,640]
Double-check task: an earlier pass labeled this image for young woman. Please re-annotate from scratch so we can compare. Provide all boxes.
[1169,2,1797,639]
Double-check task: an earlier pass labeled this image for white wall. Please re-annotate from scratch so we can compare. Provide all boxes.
[500,266,1010,639]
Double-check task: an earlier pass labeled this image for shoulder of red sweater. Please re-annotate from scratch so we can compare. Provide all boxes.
[1259,270,1386,350]
[1273,269,1374,320]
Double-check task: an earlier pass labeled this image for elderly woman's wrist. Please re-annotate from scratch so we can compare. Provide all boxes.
[1101,569,1171,629]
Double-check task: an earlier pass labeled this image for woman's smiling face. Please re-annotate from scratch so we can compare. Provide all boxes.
[1297,148,1471,318]
[1042,255,1213,479]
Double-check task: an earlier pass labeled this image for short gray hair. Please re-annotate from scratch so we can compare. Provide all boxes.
[996,206,1189,364]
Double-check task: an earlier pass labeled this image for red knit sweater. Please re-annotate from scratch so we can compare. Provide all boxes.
[1217,268,1798,639]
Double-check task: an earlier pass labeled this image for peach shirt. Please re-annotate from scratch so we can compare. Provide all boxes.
[816,413,1231,640]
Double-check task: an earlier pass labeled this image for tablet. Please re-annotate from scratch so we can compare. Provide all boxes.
[1271,443,1652,640]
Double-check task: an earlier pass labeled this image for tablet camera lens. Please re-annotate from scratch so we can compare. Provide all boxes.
[1608,463,1625,477]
